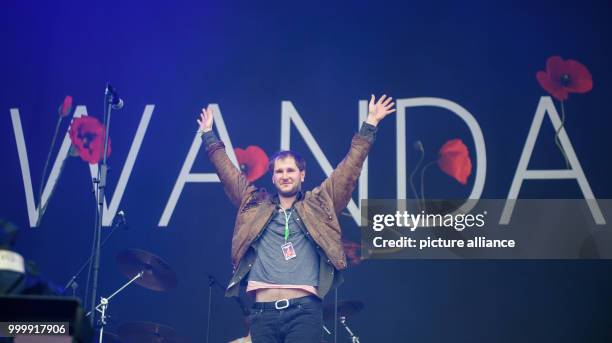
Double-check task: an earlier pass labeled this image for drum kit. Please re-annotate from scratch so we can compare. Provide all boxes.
[88,248,188,343]
[87,248,365,343]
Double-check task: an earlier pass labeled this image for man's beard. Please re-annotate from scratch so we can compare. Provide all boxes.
[275,181,301,198]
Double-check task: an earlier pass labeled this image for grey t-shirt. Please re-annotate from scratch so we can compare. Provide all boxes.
[248,206,319,286]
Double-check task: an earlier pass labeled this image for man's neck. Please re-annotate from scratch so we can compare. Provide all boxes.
[278,194,297,210]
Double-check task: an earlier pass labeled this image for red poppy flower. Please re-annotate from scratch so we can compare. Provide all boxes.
[438,139,472,185]
[58,95,73,117]
[342,240,362,266]
[536,56,593,101]
[234,145,269,182]
[68,116,112,164]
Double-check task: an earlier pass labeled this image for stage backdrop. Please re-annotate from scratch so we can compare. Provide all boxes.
[2,1,612,342]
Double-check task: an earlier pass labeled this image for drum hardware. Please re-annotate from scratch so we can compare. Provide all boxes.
[86,249,177,343]
[340,316,360,343]
[323,300,364,343]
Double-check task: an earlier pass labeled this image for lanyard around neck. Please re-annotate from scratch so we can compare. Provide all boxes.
[281,207,293,242]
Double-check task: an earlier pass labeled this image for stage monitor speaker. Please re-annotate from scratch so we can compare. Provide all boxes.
[0,295,93,343]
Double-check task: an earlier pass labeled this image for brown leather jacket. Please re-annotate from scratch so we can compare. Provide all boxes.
[204,127,374,296]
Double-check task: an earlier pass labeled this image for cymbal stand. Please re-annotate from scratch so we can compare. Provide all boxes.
[86,271,144,343]
[339,316,360,343]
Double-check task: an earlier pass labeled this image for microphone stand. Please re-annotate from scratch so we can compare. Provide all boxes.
[334,288,338,343]
[87,84,116,326]
[206,275,216,343]
[62,216,125,296]
[205,274,250,343]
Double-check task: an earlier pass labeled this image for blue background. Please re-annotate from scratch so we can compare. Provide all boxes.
[1,1,612,341]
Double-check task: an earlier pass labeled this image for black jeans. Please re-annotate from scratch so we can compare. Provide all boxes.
[250,296,323,343]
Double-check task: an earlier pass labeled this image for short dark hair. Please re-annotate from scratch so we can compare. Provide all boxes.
[269,150,306,172]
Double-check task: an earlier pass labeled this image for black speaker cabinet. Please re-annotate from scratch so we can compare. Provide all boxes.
[0,296,93,343]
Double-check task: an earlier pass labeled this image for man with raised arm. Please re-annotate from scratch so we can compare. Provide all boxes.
[197,95,395,342]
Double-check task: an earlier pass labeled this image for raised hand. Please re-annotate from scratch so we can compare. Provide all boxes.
[197,106,214,133]
[366,94,396,126]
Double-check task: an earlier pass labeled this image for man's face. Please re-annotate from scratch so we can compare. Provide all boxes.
[272,156,305,198]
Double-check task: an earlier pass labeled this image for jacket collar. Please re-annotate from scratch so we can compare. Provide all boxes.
[271,190,304,206]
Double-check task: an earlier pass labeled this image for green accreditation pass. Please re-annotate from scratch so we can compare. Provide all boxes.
[281,208,297,260]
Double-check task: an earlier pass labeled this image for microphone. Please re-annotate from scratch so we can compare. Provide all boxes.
[207,273,220,287]
[106,83,124,109]
[112,210,128,230]
[413,140,424,153]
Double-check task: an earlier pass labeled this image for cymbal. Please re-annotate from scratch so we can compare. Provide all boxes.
[115,249,178,291]
[323,300,364,320]
[118,321,188,343]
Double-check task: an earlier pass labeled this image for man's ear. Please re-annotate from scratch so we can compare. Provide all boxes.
[300,170,305,182]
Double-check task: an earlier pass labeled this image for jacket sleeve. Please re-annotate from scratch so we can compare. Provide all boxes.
[203,131,257,208]
[317,123,376,214]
